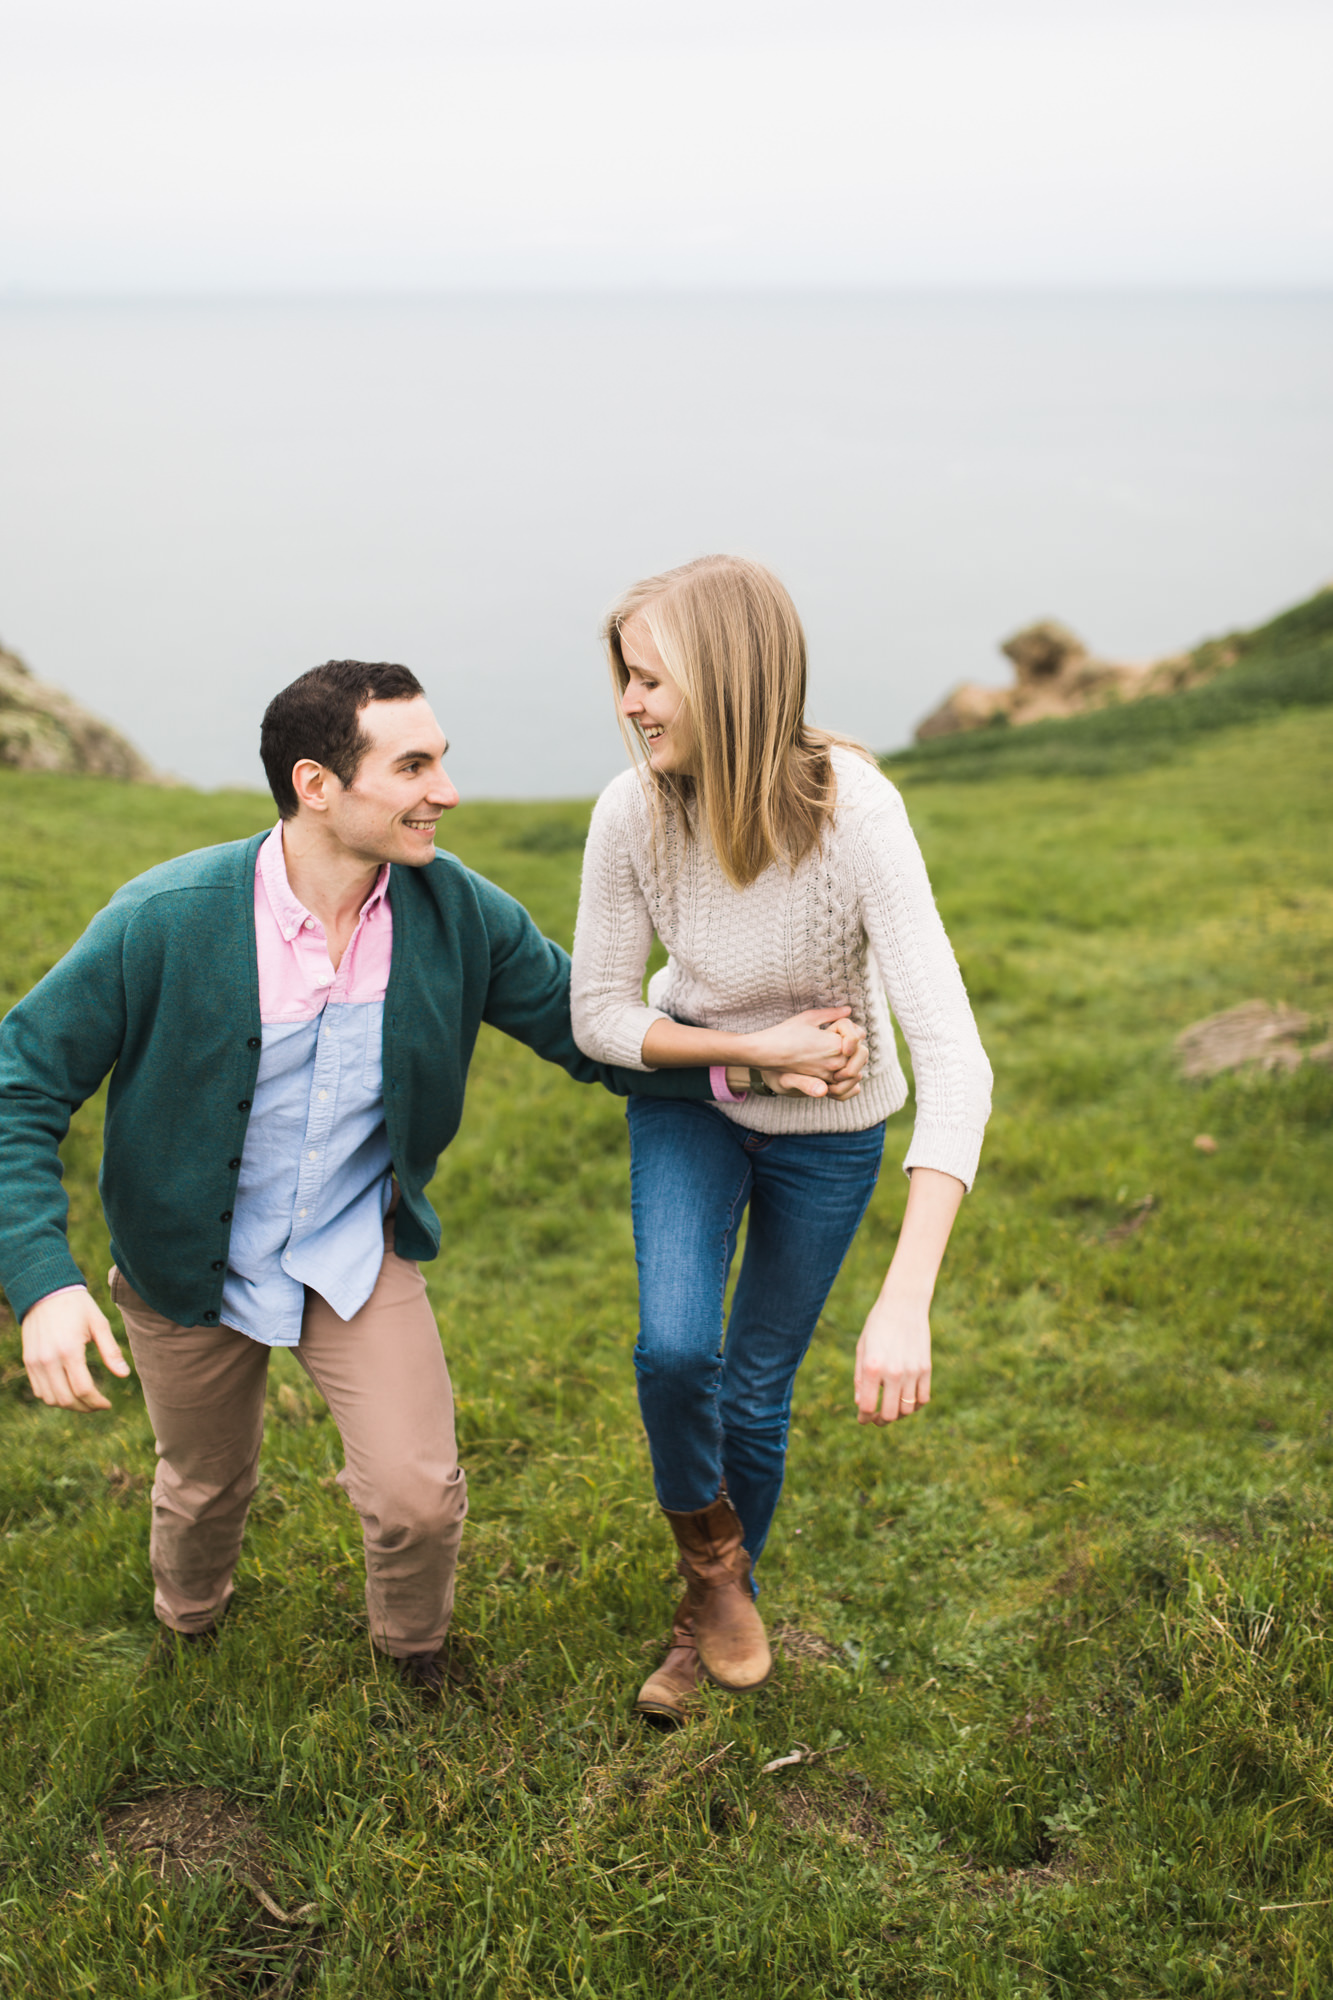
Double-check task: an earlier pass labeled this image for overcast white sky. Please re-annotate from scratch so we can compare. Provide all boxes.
[1,0,1330,291]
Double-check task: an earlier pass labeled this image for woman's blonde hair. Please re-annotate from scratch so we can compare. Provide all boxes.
[603,554,873,889]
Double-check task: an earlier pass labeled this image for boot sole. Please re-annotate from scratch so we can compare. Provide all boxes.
[633,1697,691,1725]
[701,1661,773,1694]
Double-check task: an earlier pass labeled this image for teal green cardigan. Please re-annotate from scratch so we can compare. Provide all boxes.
[0,832,709,1327]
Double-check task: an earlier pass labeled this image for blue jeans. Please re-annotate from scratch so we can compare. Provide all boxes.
[627,1098,885,1568]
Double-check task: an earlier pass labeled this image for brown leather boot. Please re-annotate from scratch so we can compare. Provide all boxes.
[634,1598,699,1726]
[664,1489,772,1693]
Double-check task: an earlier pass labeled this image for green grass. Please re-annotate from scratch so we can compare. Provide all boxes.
[0,703,1330,1997]
[887,585,1333,783]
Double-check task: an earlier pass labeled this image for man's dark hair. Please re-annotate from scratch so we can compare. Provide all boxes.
[260,660,425,819]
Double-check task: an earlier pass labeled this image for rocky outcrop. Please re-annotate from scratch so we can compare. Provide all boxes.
[0,641,163,779]
[915,620,1238,742]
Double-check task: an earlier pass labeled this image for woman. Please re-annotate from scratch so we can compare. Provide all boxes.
[570,555,992,1723]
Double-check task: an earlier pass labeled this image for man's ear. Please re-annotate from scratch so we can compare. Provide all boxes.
[291,759,334,815]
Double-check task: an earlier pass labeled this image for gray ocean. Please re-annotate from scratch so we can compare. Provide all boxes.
[1,293,1329,798]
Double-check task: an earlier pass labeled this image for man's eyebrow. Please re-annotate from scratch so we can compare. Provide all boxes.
[393,744,447,764]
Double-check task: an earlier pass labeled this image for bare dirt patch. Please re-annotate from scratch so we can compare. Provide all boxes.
[770,1772,887,1849]
[1049,1547,1099,1597]
[95,1788,322,1996]
[97,1787,315,1924]
[957,1851,1083,1902]
[100,1787,262,1885]
[103,1462,148,1503]
[1005,1698,1056,1742]
[771,1622,839,1663]
[1105,1195,1156,1244]
[1176,1000,1317,1079]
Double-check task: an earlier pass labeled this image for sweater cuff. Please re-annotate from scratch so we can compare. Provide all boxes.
[580,1002,669,1072]
[902,1123,986,1192]
[2,1248,90,1325]
[710,1064,749,1104]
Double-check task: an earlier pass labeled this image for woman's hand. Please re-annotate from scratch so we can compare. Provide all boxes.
[853,1168,965,1425]
[641,1006,866,1095]
[745,1008,867,1098]
[854,1294,931,1424]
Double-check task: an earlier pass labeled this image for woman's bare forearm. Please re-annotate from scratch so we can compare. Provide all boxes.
[879,1166,966,1305]
[640,1018,765,1069]
[641,1008,860,1071]
[853,1167,966,1424]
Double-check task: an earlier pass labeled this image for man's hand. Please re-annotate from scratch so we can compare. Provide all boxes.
[853,1294,932,1426]
[21,1288,131,1412]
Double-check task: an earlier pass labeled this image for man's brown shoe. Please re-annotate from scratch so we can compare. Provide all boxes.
[395,1650,446,1704]
[663,1489,772,1693]
[147,1621,219,1673]
[634,1598,700,1727]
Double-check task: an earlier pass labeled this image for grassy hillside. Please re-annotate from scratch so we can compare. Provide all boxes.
[888,585,1333,782]
[0,706,1330,1998]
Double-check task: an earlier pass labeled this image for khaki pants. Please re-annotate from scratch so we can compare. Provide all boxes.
[109,1221,467,1657]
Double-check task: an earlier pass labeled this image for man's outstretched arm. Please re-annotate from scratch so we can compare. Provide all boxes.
[0,904,134,1406]
[475,876,868,1101]
[476,881,714,1098]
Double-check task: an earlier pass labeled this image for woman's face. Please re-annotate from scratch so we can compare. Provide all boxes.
[619,615,694,776]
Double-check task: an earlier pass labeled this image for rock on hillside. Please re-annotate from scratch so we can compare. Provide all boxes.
[0,641,163,779]
[915,619,1237,742]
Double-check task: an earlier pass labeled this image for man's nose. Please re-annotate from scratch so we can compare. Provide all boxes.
[432,769,460,810]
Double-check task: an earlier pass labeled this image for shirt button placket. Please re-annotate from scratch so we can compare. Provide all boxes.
[294,1007,339,1238]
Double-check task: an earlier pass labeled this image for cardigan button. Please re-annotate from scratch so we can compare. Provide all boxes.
[211,1260,224,1272]
[237,1099,251,1112]
[228,1157,241,1170]
[202,1311,218,1324]
[220,1210,232,1222]
[246,1036,261,1049]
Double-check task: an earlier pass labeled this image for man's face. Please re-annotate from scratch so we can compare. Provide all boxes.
[318,695,459,868]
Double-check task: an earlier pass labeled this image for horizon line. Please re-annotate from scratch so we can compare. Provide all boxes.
[3,280,1332,306]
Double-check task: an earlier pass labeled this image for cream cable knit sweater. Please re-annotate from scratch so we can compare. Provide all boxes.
[570,747,993,1187]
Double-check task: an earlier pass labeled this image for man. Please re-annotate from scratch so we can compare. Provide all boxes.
[0,661,860,1698]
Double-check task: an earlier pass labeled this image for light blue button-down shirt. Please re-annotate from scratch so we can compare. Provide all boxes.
[221,827,395,1348]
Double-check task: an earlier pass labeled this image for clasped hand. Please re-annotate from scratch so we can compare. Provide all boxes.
[748,1007,867,1100]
